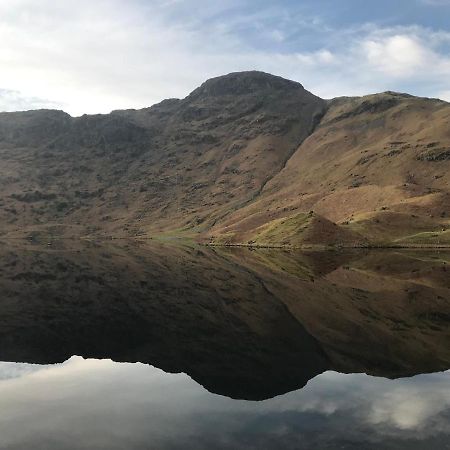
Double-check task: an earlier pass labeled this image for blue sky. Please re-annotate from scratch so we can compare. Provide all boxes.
[1,0,450,115]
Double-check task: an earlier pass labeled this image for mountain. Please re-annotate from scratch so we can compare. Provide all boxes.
[0,71,449,247]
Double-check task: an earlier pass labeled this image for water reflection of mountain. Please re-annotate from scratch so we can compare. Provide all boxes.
[0,241,448,400]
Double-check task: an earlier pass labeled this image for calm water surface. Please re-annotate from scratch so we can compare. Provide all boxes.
[0,241,448,449]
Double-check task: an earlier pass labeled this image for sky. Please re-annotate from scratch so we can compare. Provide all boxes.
[1,0,450,116]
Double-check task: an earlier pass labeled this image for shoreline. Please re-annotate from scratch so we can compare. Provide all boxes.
[1,236,450,250]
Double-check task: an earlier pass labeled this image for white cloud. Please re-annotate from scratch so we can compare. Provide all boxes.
[362,35,429,77]
[0,0,206,115]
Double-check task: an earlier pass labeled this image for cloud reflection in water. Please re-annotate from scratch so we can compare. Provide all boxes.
[0,357,448,450]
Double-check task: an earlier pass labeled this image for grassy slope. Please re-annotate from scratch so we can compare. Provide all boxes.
[208,212,367,248]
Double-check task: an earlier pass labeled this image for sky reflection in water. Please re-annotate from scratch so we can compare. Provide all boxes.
[0,357,449,450]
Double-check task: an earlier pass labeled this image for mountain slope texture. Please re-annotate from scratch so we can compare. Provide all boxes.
[0,71,449,247]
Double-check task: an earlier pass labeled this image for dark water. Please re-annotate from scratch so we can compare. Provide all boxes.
[0,241,449,449]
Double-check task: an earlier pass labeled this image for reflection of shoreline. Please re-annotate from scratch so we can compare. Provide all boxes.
[0,242,448,400]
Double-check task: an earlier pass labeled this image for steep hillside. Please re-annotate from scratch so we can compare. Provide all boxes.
[0,71,325,241]
[0,71,449,247]
[210,90,450,247]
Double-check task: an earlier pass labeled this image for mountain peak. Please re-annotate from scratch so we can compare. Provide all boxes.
[189,71,305,98]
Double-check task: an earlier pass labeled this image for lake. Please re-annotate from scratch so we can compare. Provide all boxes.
[0,241,449,449]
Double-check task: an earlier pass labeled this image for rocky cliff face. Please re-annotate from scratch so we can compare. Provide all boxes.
[0,71,449,246]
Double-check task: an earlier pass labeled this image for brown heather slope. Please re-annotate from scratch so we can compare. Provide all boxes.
[0,72,325,240]
[210,91,450,247]
[0,71,449,246]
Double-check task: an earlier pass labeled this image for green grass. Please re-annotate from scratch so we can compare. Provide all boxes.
[394,229,450,246]
[251,213,313,247]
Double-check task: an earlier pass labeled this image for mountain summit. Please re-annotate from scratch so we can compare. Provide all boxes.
[0,72,449,247]
[189,71,305,97]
